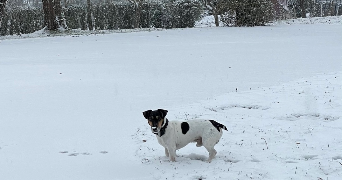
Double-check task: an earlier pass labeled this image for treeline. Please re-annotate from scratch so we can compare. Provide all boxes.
[1,0,341,36]
[0,0,202,36]
[65,1,202,30]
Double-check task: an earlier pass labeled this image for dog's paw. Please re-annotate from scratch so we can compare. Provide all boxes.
[170,156,176,162]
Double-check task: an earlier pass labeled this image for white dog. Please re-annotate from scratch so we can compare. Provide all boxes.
[142,109,227,162]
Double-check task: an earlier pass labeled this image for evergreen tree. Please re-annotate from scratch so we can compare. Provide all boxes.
[0,0,7,25]
[220,0,275,27]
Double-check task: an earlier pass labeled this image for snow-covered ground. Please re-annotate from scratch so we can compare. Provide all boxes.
[0,16,341,180]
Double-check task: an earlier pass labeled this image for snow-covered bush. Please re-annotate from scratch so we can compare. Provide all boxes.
[64,5,87,30]
[219,0,275,27]
[172,0,202,28]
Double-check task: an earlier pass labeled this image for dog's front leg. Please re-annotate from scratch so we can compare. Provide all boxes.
[167,146,176,162]
[164,148,169,157]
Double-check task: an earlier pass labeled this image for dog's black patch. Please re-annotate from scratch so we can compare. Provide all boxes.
[181,122,190,134]
[209,120,228,132]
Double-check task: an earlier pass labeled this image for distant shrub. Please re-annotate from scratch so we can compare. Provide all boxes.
[173,0,202,28]
[219,0,275,27]
[1,7,43,36]
[64,5,87,30]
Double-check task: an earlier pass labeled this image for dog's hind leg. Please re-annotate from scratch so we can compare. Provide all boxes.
[203,137,218,162]
[204,146,217,163]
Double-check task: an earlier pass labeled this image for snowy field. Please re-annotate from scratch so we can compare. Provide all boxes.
[0,16,341,180]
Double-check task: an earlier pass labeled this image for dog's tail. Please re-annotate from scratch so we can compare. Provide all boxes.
[209,120,228,132]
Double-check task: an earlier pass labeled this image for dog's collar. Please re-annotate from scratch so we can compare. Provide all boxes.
[158,118,168,137]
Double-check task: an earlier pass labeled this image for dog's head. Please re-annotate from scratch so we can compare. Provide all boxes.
[142,109,168,135]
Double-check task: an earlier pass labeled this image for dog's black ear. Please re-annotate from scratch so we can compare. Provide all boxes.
[143,110,152,119]
[158,109,168,118]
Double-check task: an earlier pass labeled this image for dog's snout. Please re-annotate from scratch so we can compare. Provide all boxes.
[151,127,159,134]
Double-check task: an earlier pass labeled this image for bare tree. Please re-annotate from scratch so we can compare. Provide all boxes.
[42,0,66,30]
[202,0,220,27]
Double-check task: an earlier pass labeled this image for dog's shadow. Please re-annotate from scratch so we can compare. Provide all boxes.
[153,154,207,163]
[183,153,207,161]
[156,153,208,163]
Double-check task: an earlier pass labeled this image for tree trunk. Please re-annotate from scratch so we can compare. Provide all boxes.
[213,9,219,27]
[300,0,306,18]
[135,1,141,28]
[87,0,93,30]
[42,0,63,30]
[204,0,219,27]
